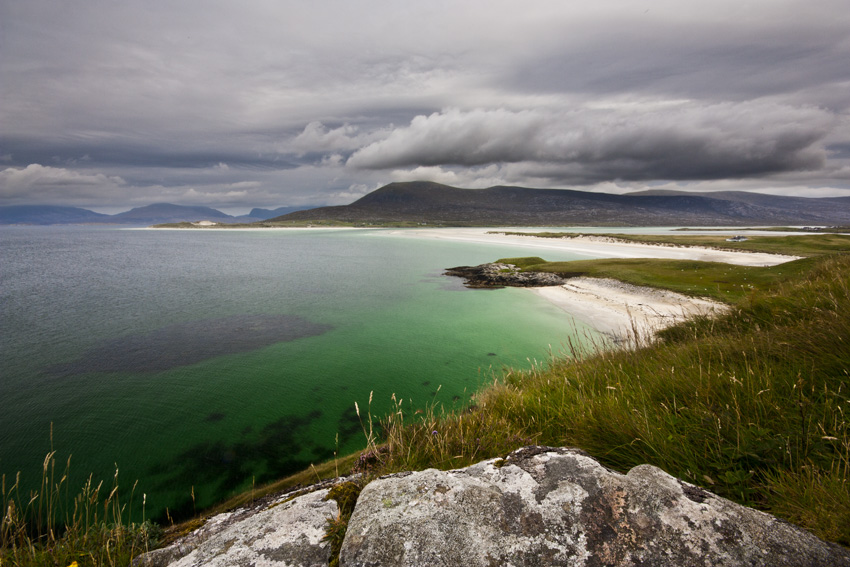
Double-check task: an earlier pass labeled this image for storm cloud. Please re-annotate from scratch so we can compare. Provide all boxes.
[1,0,848,211]
[346,103,831,182]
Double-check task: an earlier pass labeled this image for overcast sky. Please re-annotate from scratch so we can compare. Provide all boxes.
[2,0,849,213]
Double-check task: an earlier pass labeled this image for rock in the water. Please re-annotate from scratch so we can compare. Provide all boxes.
[444,263,568,288]
[135,487,337,567]
[340,446,850,567]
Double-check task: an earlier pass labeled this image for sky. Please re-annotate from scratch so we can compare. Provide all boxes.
[1,1,849,214]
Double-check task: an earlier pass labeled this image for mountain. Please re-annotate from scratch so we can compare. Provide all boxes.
[0,203,302,225]
[0,205,112,225]
[628,190,850,221]
[109,203,240,224]
[7,186,850,227]
[272,182,850,226]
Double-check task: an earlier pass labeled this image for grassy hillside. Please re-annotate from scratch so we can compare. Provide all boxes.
[498,256,819,303]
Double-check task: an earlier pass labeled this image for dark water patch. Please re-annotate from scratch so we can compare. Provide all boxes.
[422,380,431,386]
[336,405,362,440]
[205,412,226,423]
[48,314,333,375]
[431,271,471,292]
[149,409,332,522]
[488,352,498,356]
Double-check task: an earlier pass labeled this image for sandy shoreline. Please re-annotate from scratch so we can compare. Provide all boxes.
[531,278,728,344]
[386,228,790,343]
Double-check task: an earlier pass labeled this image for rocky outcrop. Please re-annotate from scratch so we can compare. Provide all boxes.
[136,447,850,567]
[445,263,568,288]
[134,486,338,567]
[341,447,850,567]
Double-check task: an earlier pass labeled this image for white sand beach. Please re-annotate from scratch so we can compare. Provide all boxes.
[388,228,796,343]
[531,278,728,345]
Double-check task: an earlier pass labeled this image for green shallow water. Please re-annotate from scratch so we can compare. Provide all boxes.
[0,227,599,520]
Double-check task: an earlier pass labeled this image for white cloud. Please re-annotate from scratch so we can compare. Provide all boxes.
[327,183,381,204]
[389,165,508,189]
[0,164,126,195]
[183,188,249,201]
[290,121,391,155]
[292,122,360,153]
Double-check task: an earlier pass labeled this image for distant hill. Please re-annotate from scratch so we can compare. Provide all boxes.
[273,182,850,226]
[0,203,309,225]
[0,205,112,225]
[109,203,241,225]
[7,186,850,227]
[628,189,850,221]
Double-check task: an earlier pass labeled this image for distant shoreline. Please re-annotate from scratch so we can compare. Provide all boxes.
[380,227,801,266]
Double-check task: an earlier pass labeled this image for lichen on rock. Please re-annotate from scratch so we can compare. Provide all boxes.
[340,446,850,567]
[134,487,337,567]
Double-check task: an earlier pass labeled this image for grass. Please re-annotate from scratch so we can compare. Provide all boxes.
[367,253,850,545]
[497,255,820,303]
[1,443,159,567]
[0,445,361,566]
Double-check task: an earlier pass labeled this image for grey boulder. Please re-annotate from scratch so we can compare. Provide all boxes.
[135,487,337,567]
[340,446,850,567]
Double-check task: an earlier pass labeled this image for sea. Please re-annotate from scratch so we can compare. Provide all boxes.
[0,225,600,521]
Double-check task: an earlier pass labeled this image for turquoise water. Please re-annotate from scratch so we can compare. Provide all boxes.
[0,226,598,519]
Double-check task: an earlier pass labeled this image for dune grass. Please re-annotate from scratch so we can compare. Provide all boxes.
[373,254,850,545]
[0,446,363,565]
[498,255,820,303]
[1,446,158,567]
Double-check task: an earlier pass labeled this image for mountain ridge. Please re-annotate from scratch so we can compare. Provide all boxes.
[273,182,850,226]
[5,183,850,226]
[0,203,310,225]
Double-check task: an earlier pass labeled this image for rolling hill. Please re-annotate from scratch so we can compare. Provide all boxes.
[272,182,850,226]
